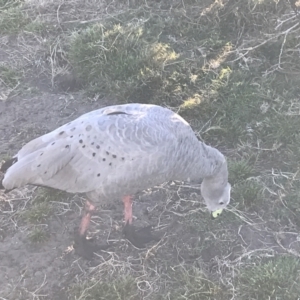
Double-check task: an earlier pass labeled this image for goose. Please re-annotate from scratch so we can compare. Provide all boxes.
[0,103,231,258]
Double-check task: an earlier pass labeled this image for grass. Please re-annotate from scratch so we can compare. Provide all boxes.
[28,227,49,243]
[68,20,180,99]
[162,266,228,300]
[21,202,52,224]
[1,0,300,299]
[33,188,70,203]
[232,179,264,210]
[71,277,139,300]
[237,256,300,299]
[0,65,21,88]
[0,6,30,34]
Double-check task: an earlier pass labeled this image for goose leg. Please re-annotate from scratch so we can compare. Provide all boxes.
[122,195,160,248]
[74,199,108,259]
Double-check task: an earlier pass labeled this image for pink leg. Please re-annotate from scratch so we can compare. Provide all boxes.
[78,200,96,236]
[122,195,133,225]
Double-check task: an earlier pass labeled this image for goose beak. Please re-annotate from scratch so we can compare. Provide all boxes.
[211,208,223,219]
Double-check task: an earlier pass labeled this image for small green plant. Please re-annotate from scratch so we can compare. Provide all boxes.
[28,227,49,243]
[22,202,52,224]
[238,256,300,299]
[71,277,138,300]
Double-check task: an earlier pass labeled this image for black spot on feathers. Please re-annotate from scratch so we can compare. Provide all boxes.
[102,158,106,161]
[86,125,92,131]
[109,163,112,166]
[92,153,96,157]
[37,164,41,167]
[96,145,100,149]
[79,139,83,143]
[59,131,65,135]
[106,151,110,155]
[71,127,76,131]
[51,142,55,145]
[40,153,43,156]
[97,173,100,177]
[91,142,94,145]
[82,145,86,148]
[112,154,117,158]
[122,157,125,160]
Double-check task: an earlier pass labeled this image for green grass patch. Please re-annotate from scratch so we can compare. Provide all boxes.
[274,180,300,227]
[237,256,300,299]
[228,159,256,185]
[232,179,263,210]
[162,266,228,300]
[0,6,30,34]
[71,277,139,300]
[0,65,21,88]
[0,0,23,9]
[68,20,179,98]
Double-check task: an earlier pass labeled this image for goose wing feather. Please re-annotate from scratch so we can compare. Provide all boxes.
[3,104,188,195]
